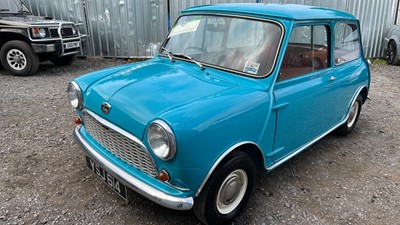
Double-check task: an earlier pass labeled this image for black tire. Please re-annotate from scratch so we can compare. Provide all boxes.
[335,95,362,136]
[0,40,39,76]
[51,54,76,66]
[193,151,256,225]
[387,40,400,65]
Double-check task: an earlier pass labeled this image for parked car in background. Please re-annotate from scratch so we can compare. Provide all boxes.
[67,4,370,225]
[384,25,400,65]
[0,0,82,76]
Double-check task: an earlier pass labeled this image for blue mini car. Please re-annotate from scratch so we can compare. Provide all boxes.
[67,4,370,224]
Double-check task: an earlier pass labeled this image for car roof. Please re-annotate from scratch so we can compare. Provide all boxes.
[183,3,357,21]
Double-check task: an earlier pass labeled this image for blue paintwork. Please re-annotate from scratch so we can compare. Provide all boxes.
[72,4,370,200]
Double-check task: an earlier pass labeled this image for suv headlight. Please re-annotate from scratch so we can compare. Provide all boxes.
[67,81,83,109]
[71,26,77,35]
[148,120,176,161]
[31,27,48,38]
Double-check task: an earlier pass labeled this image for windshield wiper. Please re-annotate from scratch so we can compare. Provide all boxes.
[173,53,204,70]
[0,9,10,11]
[161,47,204,70]
[161,47,174,62]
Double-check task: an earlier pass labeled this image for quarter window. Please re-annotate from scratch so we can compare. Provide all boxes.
[334,23,360,65]
[279,25,329,81]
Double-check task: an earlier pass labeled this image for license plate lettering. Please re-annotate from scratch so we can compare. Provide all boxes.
[65,41,80,49]
[85,156,128,200]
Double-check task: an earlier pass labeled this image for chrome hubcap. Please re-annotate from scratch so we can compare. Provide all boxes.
[347,101,359,128]
[7,49,27,71]
[216,169,248,214]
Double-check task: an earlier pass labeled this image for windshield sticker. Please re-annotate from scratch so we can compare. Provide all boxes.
[168,19,201,37]
[243,61,260,74]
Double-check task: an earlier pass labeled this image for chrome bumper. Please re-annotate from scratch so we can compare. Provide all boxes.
[73,126,194,210]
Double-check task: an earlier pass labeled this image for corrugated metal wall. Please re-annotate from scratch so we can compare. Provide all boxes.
[170,0,256,26]
[259,0,346,10]
[23,0,399,58]
[84,0,168,58]
[346,0,398,58]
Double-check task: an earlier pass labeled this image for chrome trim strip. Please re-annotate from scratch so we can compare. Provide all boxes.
[159,13,285,79]
[74,126,194,210]
[266,86,367,170]
[195,141,264,197]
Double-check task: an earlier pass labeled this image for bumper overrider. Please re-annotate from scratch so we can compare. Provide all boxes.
[73,125,194,210]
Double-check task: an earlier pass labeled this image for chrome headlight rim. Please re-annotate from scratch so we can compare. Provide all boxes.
[67,81,83,109]
[148,120,176,161]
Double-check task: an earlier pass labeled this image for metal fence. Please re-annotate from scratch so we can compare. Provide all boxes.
[23,0,399,58]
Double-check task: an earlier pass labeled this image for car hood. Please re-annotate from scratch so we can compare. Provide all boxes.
[83,59,238,139]
[0,15,67,27]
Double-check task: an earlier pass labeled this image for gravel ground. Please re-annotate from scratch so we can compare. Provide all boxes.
[0,58,399,225]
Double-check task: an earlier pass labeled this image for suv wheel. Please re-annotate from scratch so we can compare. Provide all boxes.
[0,40,39,76]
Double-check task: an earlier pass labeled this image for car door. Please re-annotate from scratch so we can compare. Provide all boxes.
[270,24,338,163]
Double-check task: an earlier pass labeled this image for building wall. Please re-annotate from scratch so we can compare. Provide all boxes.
[23,0,399,58]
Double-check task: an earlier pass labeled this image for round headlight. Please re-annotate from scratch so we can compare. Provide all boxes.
[148,120,176,160]
[39,28,46,38]
[67,81,83,109]
[71,26,77,35]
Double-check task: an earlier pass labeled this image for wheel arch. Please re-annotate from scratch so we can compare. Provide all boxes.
[0,31,30,49]
[359,86,369,104]
[195,141,264,197]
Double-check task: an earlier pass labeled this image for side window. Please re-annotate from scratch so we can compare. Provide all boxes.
[279,25,329,81]
[334,23,360,65]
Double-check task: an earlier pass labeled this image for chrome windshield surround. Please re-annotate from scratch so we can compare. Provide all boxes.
[159,13,285,79]
[82,109,158,177]
[74,126,194,210]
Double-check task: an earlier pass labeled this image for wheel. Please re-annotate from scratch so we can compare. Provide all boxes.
[335,95,362,136]
[387,40,400,65]
[193,151,256,225]
[51,54,77,66]
[0,40,39,76]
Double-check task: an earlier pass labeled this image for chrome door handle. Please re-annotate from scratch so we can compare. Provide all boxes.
[330,76,336,81]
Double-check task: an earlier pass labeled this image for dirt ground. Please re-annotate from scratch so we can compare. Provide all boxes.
[0,58,399,225]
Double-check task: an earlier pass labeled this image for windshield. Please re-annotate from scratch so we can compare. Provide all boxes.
[0,0,30,13]
[161,15,282,77]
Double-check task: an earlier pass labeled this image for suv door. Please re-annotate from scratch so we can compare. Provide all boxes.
[270,24,336,163]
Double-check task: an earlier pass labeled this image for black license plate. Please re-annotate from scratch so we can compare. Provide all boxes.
[85,156,128,201]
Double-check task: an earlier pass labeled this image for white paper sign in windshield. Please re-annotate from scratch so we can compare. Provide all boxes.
[169,19,201,37]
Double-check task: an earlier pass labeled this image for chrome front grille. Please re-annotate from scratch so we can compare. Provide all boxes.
[83,111,157,177]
